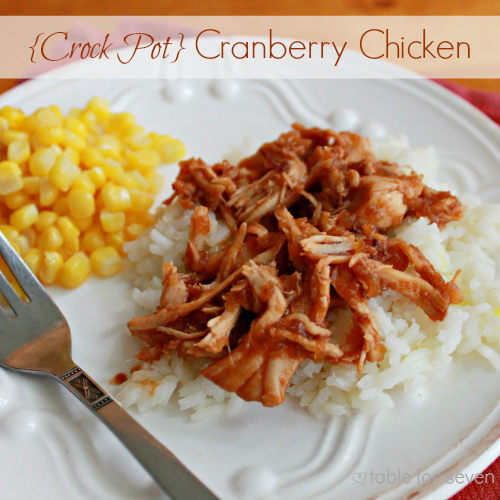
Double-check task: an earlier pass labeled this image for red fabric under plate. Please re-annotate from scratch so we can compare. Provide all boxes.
[436,79,500,128]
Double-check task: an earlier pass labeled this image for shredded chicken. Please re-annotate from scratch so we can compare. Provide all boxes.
[196,293,242,353]
[158,262,188,310]
[331,263,386,370]
[408,186,464,228]
[131,124,465,407]
[183,206,211,273]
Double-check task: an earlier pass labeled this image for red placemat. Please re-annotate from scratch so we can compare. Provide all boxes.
[449,459,500,500]
[436,79,500,128]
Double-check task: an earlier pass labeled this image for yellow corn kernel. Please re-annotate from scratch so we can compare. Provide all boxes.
[97,148,121,164]
[94,192,105,212]
[125,149,161,171]
[72,216,93,232]
[129,187,155,212]
[129,170,150,190]
[39,251,64,284]
[29,135,43,152]
[144,171,165,195]
[153,136,186,163]
[71,172,96,194]
[50,144,63,157]
[39,178,60,206]
[13,234,30,256]
[59,252,91,288]
[126,223,146,240]
[64,235,80,254]
[67,189,95,219]
[10,204,38,231]
[7,140,30,163]
[18,164,29,177]
[64,117,87,139]
[0,106,25,129]
[114,172,133,190]
[52,197,68,216]
[36,211,58,232]
[81,146,105,169]
[87,133,100,146]
[66,108,81,120]
[105,231,126,255]
[34,107,62,127]
[21,227,37,247]
[0,224,19,241]
[0,116,8,134]
[115,170,149,191]
[102,159,124,179]
[38,226,64,251]
[60,248,74,261]
[49,157,81,192]
[86,97,110,124]
[21,114,38,135]
[80,110,99,134]
[61,146,80,166]
[34,126,66,146]
[23,176,40,195]
[88,166,106,189]
[107,112,135,135]
[0,161,23,195]
[96,134,122,157]
[127,125,146,137]
[82,226,105,253]
[29,147,57,176]
[101,183,131,212]
[126,210,154,228]
[125,132,153,151]
[90,246,123,278]
[100,210,125,233]
[56,216,80,241]
[63,130,87,152]
[5,191,31,210]
[0,130,29,146]
[23,248,42,276]
[49,105,63,122]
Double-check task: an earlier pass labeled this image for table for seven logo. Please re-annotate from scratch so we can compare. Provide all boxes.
[352,469,494,486]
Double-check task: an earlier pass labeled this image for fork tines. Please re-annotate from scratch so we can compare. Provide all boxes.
[0,230,45,312]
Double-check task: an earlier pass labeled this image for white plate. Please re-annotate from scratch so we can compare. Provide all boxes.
[2,45,500,500]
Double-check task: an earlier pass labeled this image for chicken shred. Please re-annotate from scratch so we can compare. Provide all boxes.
[131,124,464,407]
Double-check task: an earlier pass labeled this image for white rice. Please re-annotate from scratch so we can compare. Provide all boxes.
[118,135,500,420]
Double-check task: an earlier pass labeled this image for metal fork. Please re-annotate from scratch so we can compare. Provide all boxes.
[0,230,218,500]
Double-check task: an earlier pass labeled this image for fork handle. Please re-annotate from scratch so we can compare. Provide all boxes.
[58,366,218,500]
